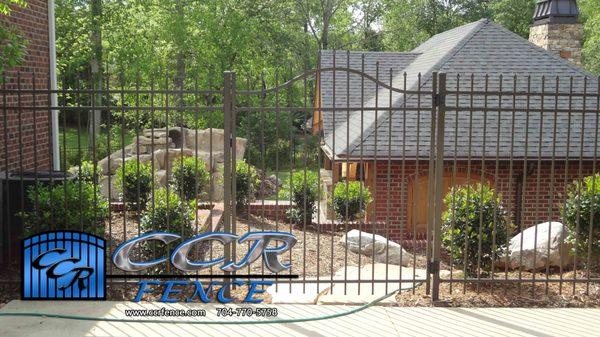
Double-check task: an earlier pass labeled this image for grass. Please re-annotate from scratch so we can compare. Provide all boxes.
[59,126,135,167]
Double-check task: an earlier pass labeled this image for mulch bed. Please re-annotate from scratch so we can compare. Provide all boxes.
[396,270,600,307]
[3,214,600,307]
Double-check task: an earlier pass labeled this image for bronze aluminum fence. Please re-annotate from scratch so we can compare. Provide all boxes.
[0,65,599,303]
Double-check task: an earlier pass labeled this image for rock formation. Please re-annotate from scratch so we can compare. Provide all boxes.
[98,127,247,202]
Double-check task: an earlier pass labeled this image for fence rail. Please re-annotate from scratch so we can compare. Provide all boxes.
[1,67,599,303]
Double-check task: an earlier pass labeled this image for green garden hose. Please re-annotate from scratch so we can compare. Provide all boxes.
[0,284,418,325]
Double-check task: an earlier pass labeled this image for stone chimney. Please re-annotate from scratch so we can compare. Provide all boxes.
[529,0,583,67]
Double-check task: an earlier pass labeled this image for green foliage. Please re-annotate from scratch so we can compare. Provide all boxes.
[331,181,372,221]
[61,126,135,168]
[563,174,600,266]
[441,183,511,277]
[115,159,153,210]
[140,188,194,235]
[171,156,210,201]
[20,179,109,236]
[382,0,491,51]
[490,0,536,38]
[68,160,102,183]
[279,170,320,225]
[580,0,600,75]
[0,0,28,75]
[235,160,260,208]
[139,187,195,274]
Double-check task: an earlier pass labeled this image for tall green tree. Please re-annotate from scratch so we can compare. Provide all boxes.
[89,0,102,149]
[580,0,600,75]
[0,0,28,75]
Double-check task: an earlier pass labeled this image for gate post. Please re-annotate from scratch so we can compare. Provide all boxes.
[426,73,438,295]
[223,71,236,294]
[431,73,447,302]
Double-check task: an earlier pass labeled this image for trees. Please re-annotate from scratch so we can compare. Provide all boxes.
[0,0,28,75]
[51,0,600,171]
[490,0,536,38]
[580,0,600,75]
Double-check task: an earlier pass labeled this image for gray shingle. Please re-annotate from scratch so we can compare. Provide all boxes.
[318,19,599,159]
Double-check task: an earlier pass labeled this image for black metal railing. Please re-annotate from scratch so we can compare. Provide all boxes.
[1,63,599,304]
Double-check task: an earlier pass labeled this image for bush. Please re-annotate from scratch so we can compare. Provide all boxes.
[68,161,102,183]
[140,188,195,235]
[115,159,153,210]
[171,156,210,201]
[139,188,195,274]
[279,171,320,226]
[331,181,372,221]
[564,174,600,265]
[20,179,109,236]
[441,183,511,277]
[235,160,260,209]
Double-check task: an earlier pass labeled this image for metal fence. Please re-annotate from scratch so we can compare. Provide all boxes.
[1,64,599,303]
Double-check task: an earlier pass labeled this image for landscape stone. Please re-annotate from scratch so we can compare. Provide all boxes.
[97,128,245,201]
[341,229,413,266]
[507,221,573,271]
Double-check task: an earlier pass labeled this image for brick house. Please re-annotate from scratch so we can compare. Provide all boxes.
[313,1,598,240]
[0,0,58,172]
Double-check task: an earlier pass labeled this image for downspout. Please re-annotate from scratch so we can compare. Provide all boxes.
[48,0,60,170]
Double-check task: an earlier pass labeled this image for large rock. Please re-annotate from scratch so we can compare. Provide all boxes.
[186,128,247,159]
[98,149,125,174]
[99,175,120,200]
[508,221,573,271]
[340,230,413,266]
[97,128,244,202]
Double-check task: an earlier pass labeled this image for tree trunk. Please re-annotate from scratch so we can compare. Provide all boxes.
[174,0,186,125]
[89,0,102,152]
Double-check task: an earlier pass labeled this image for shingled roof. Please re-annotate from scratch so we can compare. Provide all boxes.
[318,19,599,160]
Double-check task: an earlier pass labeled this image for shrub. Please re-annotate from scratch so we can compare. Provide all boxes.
[331,181,372,221]
[68,160,102,183]
[171,156,210,201]
[235,160,260,209]
[441,183,511,277]
[280,171,320,225]
[140,188,195,235]
[20,179,109,236]
[564,174,600,265]
[139,188,195,274]
[115,159,153,210]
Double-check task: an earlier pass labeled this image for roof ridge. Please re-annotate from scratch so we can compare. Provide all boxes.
[485,20,596,78]
[320,50,422,56]
[349,19,489,156]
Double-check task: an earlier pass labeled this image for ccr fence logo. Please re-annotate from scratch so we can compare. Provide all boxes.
[21,230,297,303]
[22,230,106,300]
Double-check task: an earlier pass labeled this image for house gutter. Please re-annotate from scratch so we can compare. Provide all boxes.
[48,0,60,170]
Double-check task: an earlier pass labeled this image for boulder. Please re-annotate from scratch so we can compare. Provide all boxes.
[129,144,148,155]
[99,175,120,200]
[186,128,247,159]
[210,167,224,201]
[135,135,172,146]
[155,170,168,187]
[98,149,125,175]
[508,221,573,271]
[340,229,413,266]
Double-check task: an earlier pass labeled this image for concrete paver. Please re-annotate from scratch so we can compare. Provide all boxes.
[1,300,599,336]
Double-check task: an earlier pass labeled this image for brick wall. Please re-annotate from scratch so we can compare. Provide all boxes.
[0,0,51,172]
[245,201,293,222]
[367,160,597,241]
